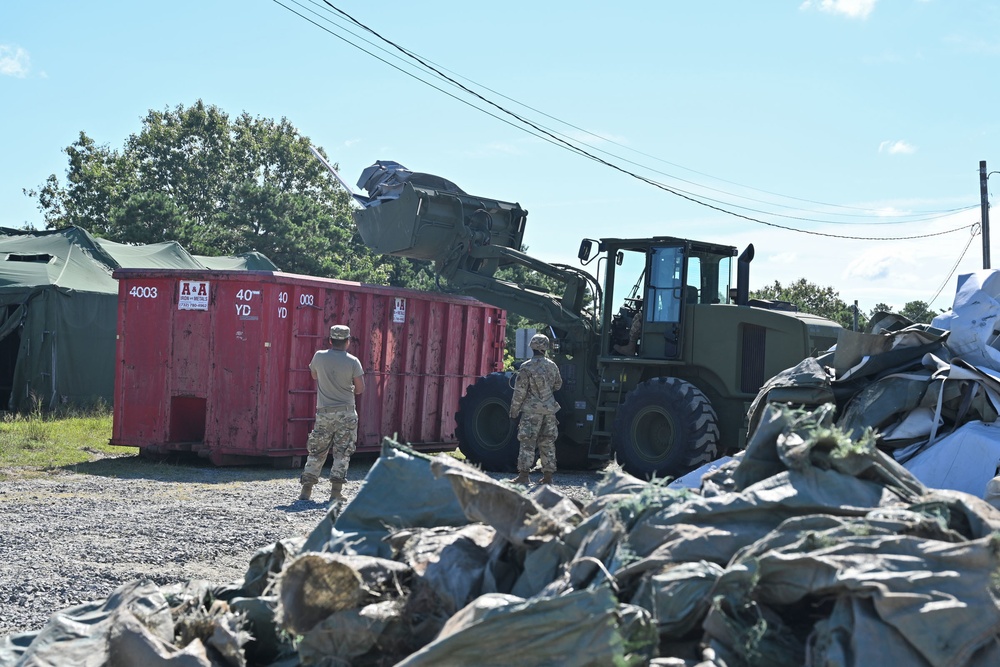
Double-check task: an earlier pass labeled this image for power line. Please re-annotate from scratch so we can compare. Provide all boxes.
[928,223,980,307]
[293,0,968,225]
[297,1,973,241]
[269,0,564,147]
[269,0,977,241]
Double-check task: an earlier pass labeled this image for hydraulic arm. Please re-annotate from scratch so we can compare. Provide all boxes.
[352,161,595,346]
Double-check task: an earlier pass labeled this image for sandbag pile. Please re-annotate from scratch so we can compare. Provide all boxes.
[748,269,1000,503]
[6,404,1000,666]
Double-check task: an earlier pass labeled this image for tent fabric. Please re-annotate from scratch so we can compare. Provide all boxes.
[92,237,278,272]
[0,579,247,667]
[0,226,278,411]
[0,226,120,293]
[9,427,1000,665]
[196,252,278,271]
[5,288,121,412]
[741,270,1000,506]
[95,238,217,270]
[932,270,1000,371]
[895,420,1000,497]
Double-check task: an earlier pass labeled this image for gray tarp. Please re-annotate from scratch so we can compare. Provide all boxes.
[7,414,1000,666]
[0,580,247,667]
[742,270,1000,505]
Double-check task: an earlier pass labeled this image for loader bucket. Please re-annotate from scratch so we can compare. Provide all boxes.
[353,181,527,271]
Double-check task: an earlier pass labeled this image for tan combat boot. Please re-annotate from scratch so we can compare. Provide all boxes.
[539,472,554,485]
[512,472,531,486]
[330,480,345,502]
[299,483,314,501]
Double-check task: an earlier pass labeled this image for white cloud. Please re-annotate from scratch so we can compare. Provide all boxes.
[0,44,30,78]
[844,252,896,281]
[878,140,917,155]
[765,251,799,265]
[343,138,361,148]
[800,0,877,20]
[871,205,910,217]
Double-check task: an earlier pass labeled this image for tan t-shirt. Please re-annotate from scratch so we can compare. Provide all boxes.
[309,349,364,409]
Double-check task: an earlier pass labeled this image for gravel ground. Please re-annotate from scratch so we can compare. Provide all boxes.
[0,451,602,638]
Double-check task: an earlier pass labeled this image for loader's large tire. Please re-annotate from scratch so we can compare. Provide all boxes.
[612,376,720,480]
[455,372,519,472]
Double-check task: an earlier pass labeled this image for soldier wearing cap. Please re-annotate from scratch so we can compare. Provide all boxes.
[509,332,563,485]
[299,324,365,502]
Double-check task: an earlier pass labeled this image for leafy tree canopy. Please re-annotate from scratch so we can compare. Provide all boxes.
[751,278,859,329]
[24,102,598,360]
[26,100,415,283]
[493,260,566,365]
[869,300,941,326]
[751,280,944,330]
[899,300,941,324]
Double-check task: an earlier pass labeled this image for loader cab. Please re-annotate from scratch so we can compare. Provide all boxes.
[586,237,736,360]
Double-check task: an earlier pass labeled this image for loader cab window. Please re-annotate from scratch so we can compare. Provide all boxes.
[687,258,703,304]
[647,247,684,323]
[688,250,733,305]
[609,249,647,314]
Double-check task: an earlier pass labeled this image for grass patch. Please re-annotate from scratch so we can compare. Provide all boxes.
[0,409,464,484]
[0,405,130,478]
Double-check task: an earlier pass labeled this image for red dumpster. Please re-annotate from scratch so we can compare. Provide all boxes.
[110,269,506,466]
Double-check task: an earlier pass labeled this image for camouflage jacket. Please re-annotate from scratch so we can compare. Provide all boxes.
[509,355,563,416]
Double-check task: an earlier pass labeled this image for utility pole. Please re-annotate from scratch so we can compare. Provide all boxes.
[981,160,991,269]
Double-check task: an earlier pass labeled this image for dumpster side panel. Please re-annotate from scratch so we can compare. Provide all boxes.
[270,281,322,455]
[440,302,464,441]
[205,280,264,457]
[112,269,506,465]
[112,276,173,448]
[363,289,397,446]
[399,297,430,444]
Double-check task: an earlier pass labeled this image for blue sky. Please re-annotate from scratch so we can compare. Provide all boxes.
[2,0,999,314]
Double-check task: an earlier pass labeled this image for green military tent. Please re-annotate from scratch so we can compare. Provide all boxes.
[0,226,278,412]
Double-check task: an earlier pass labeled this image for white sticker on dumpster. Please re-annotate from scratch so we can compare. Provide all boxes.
[393,298,406,323]
[178,280,210,311]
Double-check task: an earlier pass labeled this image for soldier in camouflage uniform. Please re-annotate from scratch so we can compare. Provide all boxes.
[299,324,366,503]
[613,301,643,355]
[509,333,563,485]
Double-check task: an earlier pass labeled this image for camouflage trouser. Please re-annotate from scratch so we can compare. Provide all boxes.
[628,310,642,344]
[516,413,558,474]
[300,409,358,485]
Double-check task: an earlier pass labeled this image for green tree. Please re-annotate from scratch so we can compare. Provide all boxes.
[26,100,397,282]
[899,300,940,325]
[868,300,940,326]
[870,302,894,317]
[751,278,857,329]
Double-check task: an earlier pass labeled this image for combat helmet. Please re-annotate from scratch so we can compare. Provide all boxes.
[529,333,550,352]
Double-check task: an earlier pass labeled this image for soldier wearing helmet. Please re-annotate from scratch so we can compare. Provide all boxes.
[509,332,563,485]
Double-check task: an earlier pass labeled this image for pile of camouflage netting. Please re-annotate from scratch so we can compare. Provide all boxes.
[4,403,1000,667]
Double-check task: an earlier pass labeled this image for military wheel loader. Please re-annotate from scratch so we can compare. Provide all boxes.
[349,161,841,479]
